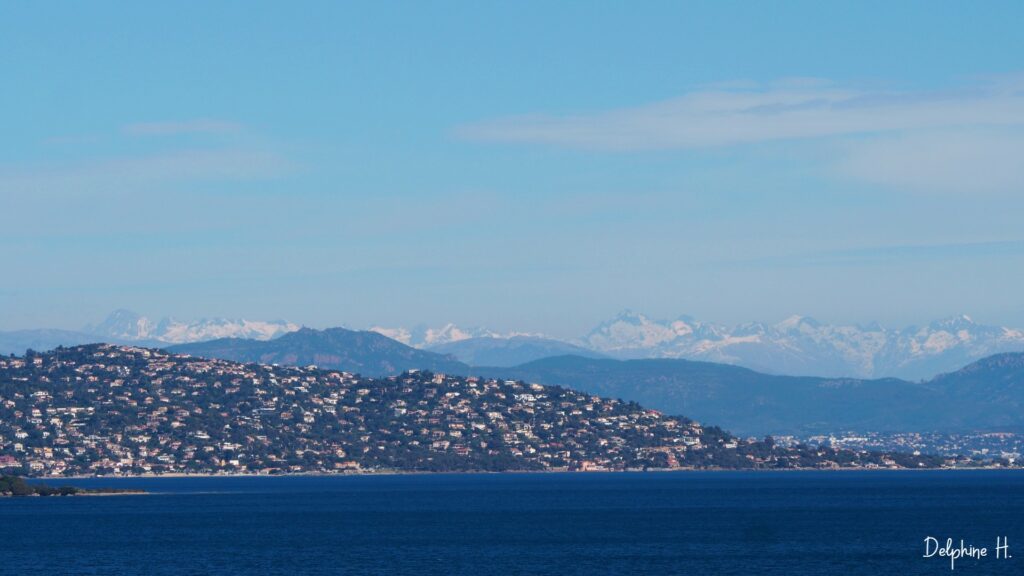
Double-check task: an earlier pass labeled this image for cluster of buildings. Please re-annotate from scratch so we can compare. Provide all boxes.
[796,431,1021,465]
[0,344,965,477]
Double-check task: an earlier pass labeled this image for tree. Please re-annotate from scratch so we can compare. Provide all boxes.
[0,474,35,496]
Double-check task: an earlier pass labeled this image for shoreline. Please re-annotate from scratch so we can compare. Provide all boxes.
[1,491,148,498]
[38,465,1018,481]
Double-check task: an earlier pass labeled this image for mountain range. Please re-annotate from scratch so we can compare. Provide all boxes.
[85,309,298,344]
[3,312,1024,436]
[426,336,606,367]
[0,310,299,356]
[380,311,1024,380]
[163,326,1024,437]
[368,323,546,349]
[588,311,1024,380]
[3,309,1024,381]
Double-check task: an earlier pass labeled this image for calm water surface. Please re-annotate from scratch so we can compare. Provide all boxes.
[4,471,1022,575]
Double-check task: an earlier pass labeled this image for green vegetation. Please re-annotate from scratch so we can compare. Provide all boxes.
[0,474,79,496]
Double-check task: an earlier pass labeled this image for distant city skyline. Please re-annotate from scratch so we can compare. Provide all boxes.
[3,2,1024,334]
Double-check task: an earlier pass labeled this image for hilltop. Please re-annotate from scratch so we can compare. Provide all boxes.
[169,327,470,377]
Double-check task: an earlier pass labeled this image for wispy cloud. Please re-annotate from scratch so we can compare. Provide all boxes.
[458,76,1024,194]
[0,148,290,196]
[123,119,242,136]
[457,77,1024,150]
[836,129,1024,194]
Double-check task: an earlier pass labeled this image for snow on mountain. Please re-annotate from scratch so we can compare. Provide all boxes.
[83,310,1024,379]
[369,323,542,348]
[85,309,158,341]
[369,323,491,347]
[153,318,300,344]
[868,315,1024,379]
[580,312,1024,380]
[368,326,413,345]
[85,310,299,344]
[416,323,488,347]
[582,311,698,352]
[427,335,607,367]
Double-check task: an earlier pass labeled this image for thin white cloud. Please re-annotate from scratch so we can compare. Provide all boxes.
[457,78,1024,151]
[458,76,1024,194]
[0,148,290,197]
[837,129,1024,194]
[123,119,242,136]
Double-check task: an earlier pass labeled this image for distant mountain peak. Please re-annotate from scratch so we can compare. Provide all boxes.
[929,314,978,330]
[368,326,412,345]
[421,323,477,346]
[84,309,155,341]
[580,311,1024,380]
[776,314,805,328]
[369,323,545,349]
[85,310,299,344]
[425,334,607,367]
[775,314,821,330]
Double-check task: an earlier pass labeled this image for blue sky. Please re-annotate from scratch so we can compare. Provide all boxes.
[3,1,1024,336]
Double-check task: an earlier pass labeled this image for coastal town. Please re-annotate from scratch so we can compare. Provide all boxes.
[793,431,1023,464]
[0,344,988,477]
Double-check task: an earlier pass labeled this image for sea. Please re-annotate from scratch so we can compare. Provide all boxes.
[4,470,1022,575]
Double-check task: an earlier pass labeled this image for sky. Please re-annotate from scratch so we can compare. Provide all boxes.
[3,1,1024,337]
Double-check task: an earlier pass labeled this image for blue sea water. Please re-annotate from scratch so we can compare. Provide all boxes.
[3,471,1022,575]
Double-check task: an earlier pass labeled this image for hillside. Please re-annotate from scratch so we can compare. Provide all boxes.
[427,336,606,367]
[477,354,1024,436]
[0,345,955,477]
[923,353,1024,429]
[932,352,1024,385]
[169,327,470,377]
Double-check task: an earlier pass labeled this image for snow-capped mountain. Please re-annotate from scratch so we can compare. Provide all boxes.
[427,336,607,367]
[85,310,299,344]
[579,311,1024,380]
[369,323,542,348]
[76,310,1024,379]
[369,323,490,348]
